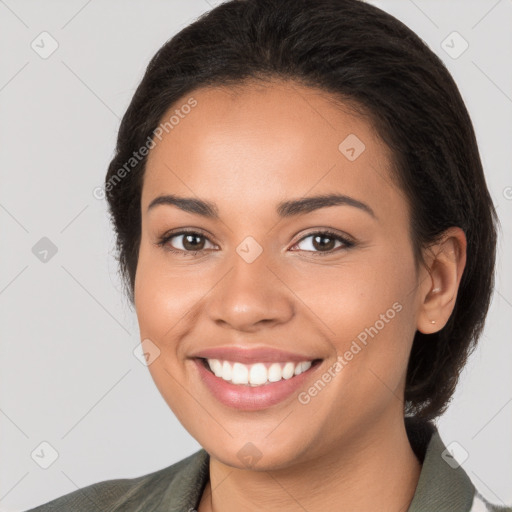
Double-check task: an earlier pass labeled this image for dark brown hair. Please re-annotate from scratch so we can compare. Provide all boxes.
[105,0,498,420]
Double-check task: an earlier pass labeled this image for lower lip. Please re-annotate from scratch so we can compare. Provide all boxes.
[193,358,322,411]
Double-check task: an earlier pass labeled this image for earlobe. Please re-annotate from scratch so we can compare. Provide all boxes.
[416,227,467,334]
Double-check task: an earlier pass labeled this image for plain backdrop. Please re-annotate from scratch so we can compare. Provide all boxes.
[1,0,511,510]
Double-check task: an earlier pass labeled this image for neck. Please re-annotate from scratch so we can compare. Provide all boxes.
[198,413,422,512]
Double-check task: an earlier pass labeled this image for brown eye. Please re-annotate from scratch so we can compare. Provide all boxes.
[157,230,216,255]
[181,233,206,251]
[311,234,337,251]
[291,230,354,255]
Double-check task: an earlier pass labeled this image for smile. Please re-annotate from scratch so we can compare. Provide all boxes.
[204,358,314,386]
[194,357,323,411]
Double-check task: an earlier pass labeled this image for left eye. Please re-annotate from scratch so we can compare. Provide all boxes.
[291,231,353,254]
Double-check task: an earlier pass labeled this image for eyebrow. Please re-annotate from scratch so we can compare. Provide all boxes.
[147,193,376,219]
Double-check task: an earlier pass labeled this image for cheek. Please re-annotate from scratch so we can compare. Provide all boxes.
[317,250,418,413]
[133,250,198,419]
[290,246,418,385]
[134,239,202,342]
[283,247,417,339]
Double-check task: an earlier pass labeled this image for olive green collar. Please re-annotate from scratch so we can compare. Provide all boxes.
[406,418,475,511]
[159,418,476,511]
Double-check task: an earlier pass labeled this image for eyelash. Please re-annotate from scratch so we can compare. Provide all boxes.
[155,228,355,257]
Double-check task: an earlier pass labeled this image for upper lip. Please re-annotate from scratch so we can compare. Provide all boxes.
[190,346,322,364]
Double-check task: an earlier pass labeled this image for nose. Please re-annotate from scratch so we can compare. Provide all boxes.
[206,251,295,333]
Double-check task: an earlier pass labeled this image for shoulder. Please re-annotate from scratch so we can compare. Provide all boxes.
[405,418,511,511]
[24,448,209,512]
[472,491,512,512]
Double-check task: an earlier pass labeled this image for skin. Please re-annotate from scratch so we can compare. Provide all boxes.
[134,80,467,512]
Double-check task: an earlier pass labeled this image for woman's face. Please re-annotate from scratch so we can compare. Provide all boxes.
[134,80,427,469]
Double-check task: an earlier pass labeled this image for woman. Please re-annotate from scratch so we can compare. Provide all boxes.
[27,0,509,510]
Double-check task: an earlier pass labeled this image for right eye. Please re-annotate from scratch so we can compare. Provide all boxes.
[156,230,217,256]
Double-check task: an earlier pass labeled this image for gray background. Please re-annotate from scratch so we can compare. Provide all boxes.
[0,0,511,510]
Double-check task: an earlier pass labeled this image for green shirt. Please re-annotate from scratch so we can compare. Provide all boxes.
[26,418,510,511]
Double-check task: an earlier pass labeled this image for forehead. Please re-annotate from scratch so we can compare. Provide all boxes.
[142,80,404,221]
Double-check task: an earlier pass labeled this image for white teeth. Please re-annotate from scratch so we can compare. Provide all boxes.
[205,359,313,386]
[294,361,312,375]
[210,359,223,377]
[268,363,283,382]
[222,360,232,381]
[249,363,268,386]
[231,362,249,384]
[282,362,295,379]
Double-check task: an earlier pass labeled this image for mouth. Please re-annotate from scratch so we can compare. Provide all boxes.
[192,355,324,411]
[198,357,323,387]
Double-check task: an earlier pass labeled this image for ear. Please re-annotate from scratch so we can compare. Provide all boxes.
[416,227,467,334]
